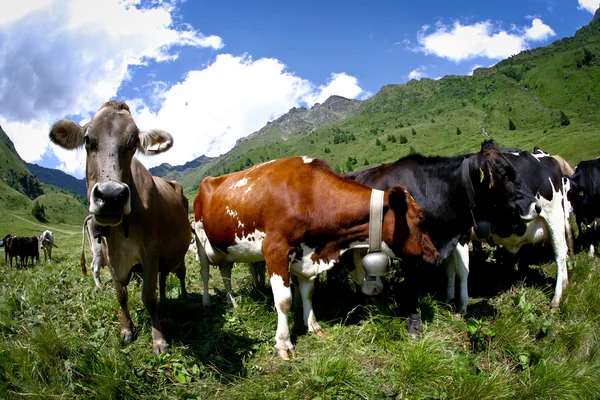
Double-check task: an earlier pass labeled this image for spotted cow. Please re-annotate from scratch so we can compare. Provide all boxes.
[193,156,438,359]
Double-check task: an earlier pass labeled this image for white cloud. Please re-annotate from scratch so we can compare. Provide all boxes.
[578,0,599,13]
[416,18,555,62]
[132,56,369,170]
[0,0,222,164]
[525,18,556,41]
[302,73,370,106]
[408,66,427,80]
[0,0,369,178]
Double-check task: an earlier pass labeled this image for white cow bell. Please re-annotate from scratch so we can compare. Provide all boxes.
[362,252,390,276]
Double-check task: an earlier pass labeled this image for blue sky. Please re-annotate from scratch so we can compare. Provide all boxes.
[0,0,597,178]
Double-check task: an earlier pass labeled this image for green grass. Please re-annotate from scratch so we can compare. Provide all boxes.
[1,212,600,399]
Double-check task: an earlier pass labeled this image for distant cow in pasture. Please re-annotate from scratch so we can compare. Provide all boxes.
[2,234,14,267]
[193,155,439,359]
[5,236,40,268]
[49,100,191,354]
[345,140,535,329]
[39,230,57,262]
[568,158,600,256]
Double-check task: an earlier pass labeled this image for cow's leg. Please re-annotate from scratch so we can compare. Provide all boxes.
[249,262,266,290]
[158,271,167,301]
[141,259,168,354]
[296,275,324,337]
[176,260,188,299]
[220,263,237,307]
[444,254,456,306]
[454,243,470,314]
[263,240,294,360]
[112,277,134,344]
[197,236,212,308]
[545,211,569,309]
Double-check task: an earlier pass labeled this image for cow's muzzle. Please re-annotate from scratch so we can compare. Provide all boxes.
[89,181,131,226]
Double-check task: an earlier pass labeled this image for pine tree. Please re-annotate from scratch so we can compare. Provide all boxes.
[456,127,462,135]
[508,119,516,130]
[560,110,571,126]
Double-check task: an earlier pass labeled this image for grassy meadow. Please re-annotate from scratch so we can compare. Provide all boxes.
[1,196,600,399]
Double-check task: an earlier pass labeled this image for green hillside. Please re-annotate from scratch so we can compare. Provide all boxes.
[0,126,43,199]
[177,17,600,195]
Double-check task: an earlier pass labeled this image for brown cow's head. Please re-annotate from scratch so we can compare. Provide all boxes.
[385,185,439,264]
[49,101,173,226]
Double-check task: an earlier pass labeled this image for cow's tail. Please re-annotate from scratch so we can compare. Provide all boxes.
[81,215,92,275]
[561,177,575,257]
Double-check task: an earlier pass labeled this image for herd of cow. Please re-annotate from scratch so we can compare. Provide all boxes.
[15,99,594,359]
[1,230,56,268]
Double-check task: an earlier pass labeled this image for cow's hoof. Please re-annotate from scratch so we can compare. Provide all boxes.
[121,330,134,343]
[275,345,296,360]
[313,328,326,338]
[407,313,422,339]
[153,340,169,355]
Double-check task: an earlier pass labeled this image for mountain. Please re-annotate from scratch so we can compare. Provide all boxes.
[26,162,87,197]
[0,125,43,199]
[168,14,600,194]
[149,155,216,178]
[241,95,362,144]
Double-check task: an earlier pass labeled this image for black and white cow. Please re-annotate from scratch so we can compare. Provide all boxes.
[568,158,600,256]
[345,140,533,329]
[466,149,572,310]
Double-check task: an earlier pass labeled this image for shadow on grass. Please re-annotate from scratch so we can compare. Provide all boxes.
[158,292,262,379]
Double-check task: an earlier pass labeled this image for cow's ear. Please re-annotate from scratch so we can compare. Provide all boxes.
[138,129,173,155]
[388,184,409,214]
[49,120,85,149]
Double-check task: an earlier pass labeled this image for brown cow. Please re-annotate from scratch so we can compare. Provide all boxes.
[193,156,438,359]
[49,100,190,354]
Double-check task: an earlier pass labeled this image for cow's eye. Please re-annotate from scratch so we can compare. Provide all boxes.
[579,190,585,197]
[84,135,97,151]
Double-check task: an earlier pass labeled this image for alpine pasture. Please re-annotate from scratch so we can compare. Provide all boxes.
[1,16,600,400]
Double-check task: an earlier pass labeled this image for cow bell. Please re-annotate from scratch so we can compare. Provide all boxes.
[362,251,390,276]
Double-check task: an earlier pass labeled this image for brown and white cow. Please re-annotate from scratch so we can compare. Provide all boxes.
[193,156,438,359]
[39,230,57,262]
[49,100,191,354]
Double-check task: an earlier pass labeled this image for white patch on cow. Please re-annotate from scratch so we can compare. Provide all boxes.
[225,229,266,262]
[229,178,249,190]
[302,156,314,164]
[270,273,294,356]
[225,206,238,218]
[289,244,336,278]
[245,185,253,194]
[509,152,521,156]
[490,177,569,307]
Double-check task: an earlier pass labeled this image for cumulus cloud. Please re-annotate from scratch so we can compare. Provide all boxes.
[0,0,369,177]
[131,57,369,170]
[408,66,427,80]
[416,18,555,62]
[0,0,222,163]
[578,0,599,13]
